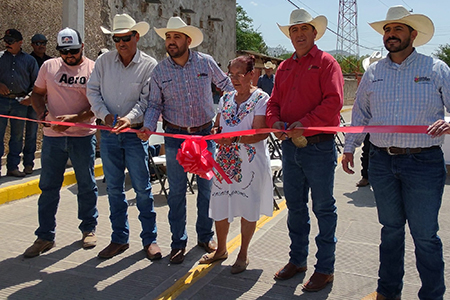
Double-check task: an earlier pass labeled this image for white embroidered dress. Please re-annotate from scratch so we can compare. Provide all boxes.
[210,89,273,222]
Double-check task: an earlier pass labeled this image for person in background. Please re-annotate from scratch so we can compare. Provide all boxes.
[257,61,276,95]
[24,28,98,258]
[22,33,53,175]
[343,6,450,300]
[138,16,234,264]
[198,55,273,275]
[266,9,343,292]
[0,29,38,177]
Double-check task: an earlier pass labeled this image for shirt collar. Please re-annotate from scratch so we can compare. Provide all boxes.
[293,44,318,61]
[167,49,194,67]
[114,49,141,65]
[386,48,418,68]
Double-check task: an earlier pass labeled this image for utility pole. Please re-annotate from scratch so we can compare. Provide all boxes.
[336,0,359,57]
[62,0,85,40]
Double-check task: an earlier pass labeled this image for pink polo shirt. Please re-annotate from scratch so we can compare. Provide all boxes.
[266,45,344,137]
[35,57,96,137]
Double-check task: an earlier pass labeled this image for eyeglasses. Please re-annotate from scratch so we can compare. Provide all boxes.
[112,32,136,43]
[227,71,250,80]
[4,38,17,45]
[59,48,81,55]
[33,41,47,46]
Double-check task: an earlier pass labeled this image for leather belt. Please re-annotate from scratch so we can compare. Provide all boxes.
[163,120,211,133]
[378,145,440,155]
[305,133,334,145]
[3,92,27,99]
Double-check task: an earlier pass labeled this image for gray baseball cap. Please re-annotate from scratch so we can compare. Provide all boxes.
[31,33,48,43]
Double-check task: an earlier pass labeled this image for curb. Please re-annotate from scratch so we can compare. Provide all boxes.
[0,164,104,205]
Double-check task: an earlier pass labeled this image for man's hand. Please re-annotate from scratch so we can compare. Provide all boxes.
[272,121,288,140]
[104,114,115,127]
[0,83,9,96]
[112,117,131,133]
[19,95,31,106]
[286,121,304,138]
[427,119,450,138]
[341,152,355,174]
[51,114,78,132]
[137,126,151,141]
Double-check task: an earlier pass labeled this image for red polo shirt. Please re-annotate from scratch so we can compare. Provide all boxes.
[266,45,344,137]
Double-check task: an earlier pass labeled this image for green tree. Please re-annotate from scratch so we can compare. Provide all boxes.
[433,44,450,66]
[236,4,268,54]
[334,55,365,74]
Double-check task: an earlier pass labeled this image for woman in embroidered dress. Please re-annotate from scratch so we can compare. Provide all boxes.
[198,55,273,274]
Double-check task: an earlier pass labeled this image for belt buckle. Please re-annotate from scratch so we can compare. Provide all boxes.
[386,147,398,155]
[187,126,194,133]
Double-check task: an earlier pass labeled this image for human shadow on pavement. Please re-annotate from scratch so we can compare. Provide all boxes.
[5,243,160,300]
[343,187,376,208]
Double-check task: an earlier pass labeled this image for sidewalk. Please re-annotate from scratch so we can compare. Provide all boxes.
[0,107,449,299]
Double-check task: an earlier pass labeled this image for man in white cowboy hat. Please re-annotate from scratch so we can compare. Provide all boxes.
[137,16,233,264]
[257,61,276,95]
[266,8,343,291]
[342,6,450,300]
[87,13,161,261]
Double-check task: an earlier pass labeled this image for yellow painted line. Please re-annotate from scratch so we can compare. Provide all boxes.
[156,200,288,300]
[340,107,353,113]
[0,164,104,205]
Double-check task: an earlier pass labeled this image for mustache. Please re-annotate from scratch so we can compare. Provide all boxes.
[386,37,401,42]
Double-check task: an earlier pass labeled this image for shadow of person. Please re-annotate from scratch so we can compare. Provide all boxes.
[343,187,376,208]
[7,248,149,300]
[258,273,332,299]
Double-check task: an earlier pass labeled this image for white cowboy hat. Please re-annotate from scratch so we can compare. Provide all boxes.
[277,9,328,41]
[264,61,276,69]
[101,14,150,37]
[154,17,203,48]
[362,51,384,71]
[369,5,434,47]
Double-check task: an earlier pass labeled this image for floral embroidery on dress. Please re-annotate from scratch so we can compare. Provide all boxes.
[221,91,264,127]
[215,143,257,183]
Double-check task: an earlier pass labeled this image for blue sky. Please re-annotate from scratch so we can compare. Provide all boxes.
[237,0,450,57]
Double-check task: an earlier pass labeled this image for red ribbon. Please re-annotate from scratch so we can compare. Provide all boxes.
[0,114,441,185]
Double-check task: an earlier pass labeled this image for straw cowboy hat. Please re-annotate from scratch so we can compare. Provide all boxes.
[101,14,150,37]
[154,17,204,48]
[264,61,276,69]
[277,9,328,41]
[362,51,384,71]
[369,5,434,47]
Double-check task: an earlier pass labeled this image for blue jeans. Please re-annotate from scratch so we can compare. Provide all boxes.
[0,97,28,171]
[35,135,98,241]
[23,106,38,167]
[164,125,215,249]
[100,131,157,246]
[281,139,337,274]
[369,145,446,300]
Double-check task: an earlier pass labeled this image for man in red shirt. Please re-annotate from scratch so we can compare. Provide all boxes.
[266,9,343,292]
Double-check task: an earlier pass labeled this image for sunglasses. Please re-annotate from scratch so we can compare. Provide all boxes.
[112,32,136,43]
[4,38,17,45]
[33,41,47,46]
[59,48,81,55]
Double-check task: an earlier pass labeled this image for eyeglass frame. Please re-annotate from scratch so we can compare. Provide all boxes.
[59,48,81,55]
[33,41,47,46]
[227,70,251,80]
[112,31,137,43]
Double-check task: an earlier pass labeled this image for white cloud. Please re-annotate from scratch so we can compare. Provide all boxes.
[250,1,258,6]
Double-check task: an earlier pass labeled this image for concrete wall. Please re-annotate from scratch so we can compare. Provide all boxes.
[0,0,236,68]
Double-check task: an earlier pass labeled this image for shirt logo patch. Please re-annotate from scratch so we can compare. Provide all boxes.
[308,65,319,70]
[372,79,383,83]
[414,76,431,83]
[197,73,208,78]
[162,79,172,84]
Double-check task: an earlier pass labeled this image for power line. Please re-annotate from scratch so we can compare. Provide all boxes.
[377,0,389,8]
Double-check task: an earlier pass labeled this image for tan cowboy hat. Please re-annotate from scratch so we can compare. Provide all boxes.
[362,51,384,71]
[101,14,150,37]
[277,9,327,41]
[264,61,276,69]
[154,17,204,48]
[369,5,434,47]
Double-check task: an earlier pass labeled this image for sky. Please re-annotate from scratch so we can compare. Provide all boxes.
[237,0,450,57]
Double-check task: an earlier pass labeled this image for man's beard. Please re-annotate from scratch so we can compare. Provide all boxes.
[166,44,188,58]
[384,36,411,53]
[63,53,82,66]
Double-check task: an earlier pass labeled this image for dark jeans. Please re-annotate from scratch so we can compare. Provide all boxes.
[23,106,38,167]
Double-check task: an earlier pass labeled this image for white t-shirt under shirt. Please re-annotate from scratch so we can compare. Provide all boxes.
[34,57,96,137]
